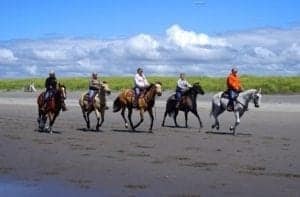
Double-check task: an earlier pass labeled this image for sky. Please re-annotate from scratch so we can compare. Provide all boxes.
[0,0,300,77]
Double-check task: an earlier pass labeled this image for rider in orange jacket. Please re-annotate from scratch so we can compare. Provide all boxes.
[226,67,243,111]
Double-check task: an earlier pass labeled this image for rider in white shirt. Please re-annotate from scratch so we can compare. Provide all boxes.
[175,73,192,108]
[133,67,149,107]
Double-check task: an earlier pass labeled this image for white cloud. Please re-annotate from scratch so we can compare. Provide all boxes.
[0,48,18,64]
[0,25,300,77]
[166,24,228,47]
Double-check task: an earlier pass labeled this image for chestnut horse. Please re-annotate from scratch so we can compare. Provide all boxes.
[79,82,111,131]
[37,83,67,134]
[113,82,162,132]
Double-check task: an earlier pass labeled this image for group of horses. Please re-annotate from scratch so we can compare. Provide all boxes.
[37,81,262,135]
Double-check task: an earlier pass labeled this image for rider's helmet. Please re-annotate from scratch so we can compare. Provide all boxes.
[49,70,55,77]
[231,66,238,73]
[137,67,143,73]
[92,72,97,79]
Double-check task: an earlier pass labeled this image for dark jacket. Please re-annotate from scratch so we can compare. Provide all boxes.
[45,77,57,90]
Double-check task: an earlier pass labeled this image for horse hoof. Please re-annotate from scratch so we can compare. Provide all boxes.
[149,130,153,133]
[211,125,215,129]
[229,126,234,131]
[125,123,128,128]
[216,125,220,130]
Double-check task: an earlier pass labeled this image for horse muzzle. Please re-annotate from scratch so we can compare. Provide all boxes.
[157,92,162,96]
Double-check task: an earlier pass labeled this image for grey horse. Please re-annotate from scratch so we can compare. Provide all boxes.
[210,88,262,135]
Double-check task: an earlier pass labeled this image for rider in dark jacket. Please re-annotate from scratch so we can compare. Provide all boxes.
[44,71,67,111]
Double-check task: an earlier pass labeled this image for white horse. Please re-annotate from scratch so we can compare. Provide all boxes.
[210,88,262,135]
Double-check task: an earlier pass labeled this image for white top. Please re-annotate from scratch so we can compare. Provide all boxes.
[134,73,149,88]
[177,79,192,91]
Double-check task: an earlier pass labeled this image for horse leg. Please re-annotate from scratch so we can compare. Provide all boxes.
[191,110,203,131]
[86,111,91,130]
[211,104,223,130]
[121,107,128,128]
[230,111,240,135]
[173,110,179,127]
[161,110,168,127]
[48,113,56,134]
[95,109,104,131]
[127,108,135,131]
[148,108,154,133]
[184,111,189,128]
[82,109,90,129]
[133,109,144,130]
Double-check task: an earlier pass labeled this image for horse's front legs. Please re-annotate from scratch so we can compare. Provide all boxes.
[48,113,58,134]
[148,108,154,133]
[190,110,203,131]
[127,108,135,131]
[121,107,128,128]
[230,111,240,135]
[95,109,104,131]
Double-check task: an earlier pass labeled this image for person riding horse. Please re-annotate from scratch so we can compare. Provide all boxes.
[226,67,243,111]
[133,67,149,108]
[87,72,109,110]
[175,73,192,108]
[43,71,67,111]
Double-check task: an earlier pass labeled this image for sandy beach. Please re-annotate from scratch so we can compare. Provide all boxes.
[0,91,300,196]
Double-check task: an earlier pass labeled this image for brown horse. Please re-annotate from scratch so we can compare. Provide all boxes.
[37,83,67,134]
[79,82,111,131]
[113,82,162,132]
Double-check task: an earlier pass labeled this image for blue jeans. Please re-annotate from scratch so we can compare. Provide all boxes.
[228,89,238,107]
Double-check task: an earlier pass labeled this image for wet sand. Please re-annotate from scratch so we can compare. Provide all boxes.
[0,91,300,196]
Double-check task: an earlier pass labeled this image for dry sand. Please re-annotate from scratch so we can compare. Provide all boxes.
[0,91,300,196]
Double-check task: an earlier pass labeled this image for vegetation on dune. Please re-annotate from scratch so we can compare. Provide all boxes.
[0,76,300,94]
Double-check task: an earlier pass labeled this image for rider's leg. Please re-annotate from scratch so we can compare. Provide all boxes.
[175,91,181,108]
[227,89,235,111]
[133,87,140,108]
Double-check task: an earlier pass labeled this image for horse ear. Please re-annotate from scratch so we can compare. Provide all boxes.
[156,81,162,85]
[102,81,107,84]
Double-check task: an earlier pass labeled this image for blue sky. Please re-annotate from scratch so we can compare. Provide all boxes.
[0,0,300,77]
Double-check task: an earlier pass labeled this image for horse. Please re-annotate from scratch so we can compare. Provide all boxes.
[161,83,205,131]
[113,82,162,132]
[210,88,262,135]
[79,82,111,131]
[37,83,67,134]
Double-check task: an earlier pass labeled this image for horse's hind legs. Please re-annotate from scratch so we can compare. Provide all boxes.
[161,111,168,127]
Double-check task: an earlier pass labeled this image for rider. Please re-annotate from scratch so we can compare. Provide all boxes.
[133,67,149,108]
[175,73,192,108]
[88,72,109,109]
[44,70,67,111]
[226,67,243,111]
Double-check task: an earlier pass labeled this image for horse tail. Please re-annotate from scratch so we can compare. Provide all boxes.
[113,96,121,112]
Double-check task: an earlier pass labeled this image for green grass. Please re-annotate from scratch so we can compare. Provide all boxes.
[1,76,300,94]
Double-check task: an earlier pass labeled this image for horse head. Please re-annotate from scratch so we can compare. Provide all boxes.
[58,83,67,99]
[154,82,162,96]
[101,81,111,95]
[253,88,262,108]
[192,82,205,95]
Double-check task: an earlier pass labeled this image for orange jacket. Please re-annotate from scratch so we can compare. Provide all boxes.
[227,73,242,91]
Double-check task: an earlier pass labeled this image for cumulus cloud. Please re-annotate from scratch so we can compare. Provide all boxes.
[0,48,18,64]
[0,24,299,77]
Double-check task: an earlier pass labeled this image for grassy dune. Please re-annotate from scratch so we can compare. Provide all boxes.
[0,76,300,94]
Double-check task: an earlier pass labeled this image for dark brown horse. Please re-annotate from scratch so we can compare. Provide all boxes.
[161,83,205,131]
[113,82,162,132]
[79,82,111,131]
[37,83,67,134]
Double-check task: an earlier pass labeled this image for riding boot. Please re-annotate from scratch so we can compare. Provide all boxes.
[175,101,180,109]
[227,100,234,111]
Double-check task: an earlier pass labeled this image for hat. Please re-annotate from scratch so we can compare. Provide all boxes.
[137,68,143,73]
[231,67,238,72]
[49,70,55,76]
